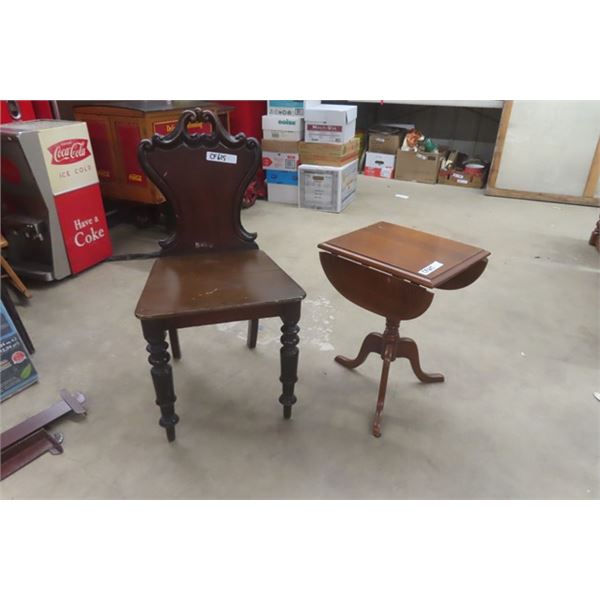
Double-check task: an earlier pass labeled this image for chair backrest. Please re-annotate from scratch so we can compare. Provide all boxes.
[138,109,260,254]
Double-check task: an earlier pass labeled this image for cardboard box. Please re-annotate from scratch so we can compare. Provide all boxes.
[298,160,357,213]
[298,137,359,166]
[266,169,298,186]
[394,150,444,184]
[261,139,300,171]
[262,115,304,141]
[368,126,406,154]
[364,152,395,179]
[262,151,299,172]
[261,139,299,153]
[438,168,487,188]
[267,100,320,116]
[304,104,357,144]
[267,182,298,205]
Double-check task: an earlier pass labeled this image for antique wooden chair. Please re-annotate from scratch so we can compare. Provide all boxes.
[135,109,305,442]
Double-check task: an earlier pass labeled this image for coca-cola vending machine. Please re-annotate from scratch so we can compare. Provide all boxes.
[1,120,112,280]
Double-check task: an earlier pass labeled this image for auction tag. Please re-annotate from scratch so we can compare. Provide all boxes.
[206,151,238,164]
[418,261,444,275]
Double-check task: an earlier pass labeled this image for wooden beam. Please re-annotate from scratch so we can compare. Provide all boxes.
[486,186,599,207]
[486,100,513,189]
[583,136,600,198]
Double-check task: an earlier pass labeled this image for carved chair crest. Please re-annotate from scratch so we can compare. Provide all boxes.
[138,109,260,254]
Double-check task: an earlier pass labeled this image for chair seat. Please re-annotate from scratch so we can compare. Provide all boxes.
[135,249,305,321]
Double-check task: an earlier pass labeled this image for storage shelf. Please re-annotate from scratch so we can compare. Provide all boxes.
[350,100,504,109]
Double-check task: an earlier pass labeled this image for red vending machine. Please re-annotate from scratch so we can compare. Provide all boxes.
[1,120,112,280]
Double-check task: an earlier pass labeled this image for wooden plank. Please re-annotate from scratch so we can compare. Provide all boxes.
[486,185,600,207]
[0,391,86,451]
[486,100,512,189]
[583,136,600,198]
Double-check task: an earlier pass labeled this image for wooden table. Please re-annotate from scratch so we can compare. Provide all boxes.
[318,221,490,437]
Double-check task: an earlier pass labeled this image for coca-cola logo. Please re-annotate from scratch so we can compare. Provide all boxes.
[47,138,91,165]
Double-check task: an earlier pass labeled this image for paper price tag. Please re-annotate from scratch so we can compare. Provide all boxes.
[206,151,238,165]
[418,261,444,275]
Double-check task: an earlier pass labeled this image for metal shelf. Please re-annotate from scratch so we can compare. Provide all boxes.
[350,100,504,109]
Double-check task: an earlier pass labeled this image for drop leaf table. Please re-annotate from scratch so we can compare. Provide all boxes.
[318,221,490,437]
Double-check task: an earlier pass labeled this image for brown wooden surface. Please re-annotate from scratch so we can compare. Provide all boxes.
[136,250,305,321]
[583,137,600,199]
[1,235,32,298]
[486,186,600,207]
[318,221,490,289]
[1,390,86,451]
[73,102,232,205]
[319,222,489,438]
[319,251,434,321]
[139,109,260,255]
[487,100,513,189]
[135,109,305,441]
[1,429,63,481]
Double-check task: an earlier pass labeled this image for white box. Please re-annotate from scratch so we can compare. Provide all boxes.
[364,151,396,178]
[267,182,298,205]
[304,104,357,144]
[262,151,299,172]
[298,160,358,213]
[267,100,321,116]
[262,115,304,141]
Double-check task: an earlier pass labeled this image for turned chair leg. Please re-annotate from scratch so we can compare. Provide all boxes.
[279,306,300,419]
[143,324,179,442]
[247,319,259,349]
[169,328,181,360]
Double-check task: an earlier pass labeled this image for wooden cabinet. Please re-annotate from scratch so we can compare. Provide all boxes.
[73,101,234,205]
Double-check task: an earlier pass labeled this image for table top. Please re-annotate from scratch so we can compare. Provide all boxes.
[318,221,490,288]
[72,100,234,114]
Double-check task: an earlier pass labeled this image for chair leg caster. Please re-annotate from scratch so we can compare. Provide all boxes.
[283,405,292,419]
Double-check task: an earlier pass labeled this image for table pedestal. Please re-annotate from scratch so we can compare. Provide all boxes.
[335,318,444,437]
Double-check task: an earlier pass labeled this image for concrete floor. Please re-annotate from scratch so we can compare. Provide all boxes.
[1,176,599,499]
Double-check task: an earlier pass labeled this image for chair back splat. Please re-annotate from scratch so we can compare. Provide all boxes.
[138,108,260,254]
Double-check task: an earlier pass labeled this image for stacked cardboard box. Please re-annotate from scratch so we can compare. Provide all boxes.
[364,126,406,179]
[298,104,359,213]
[261,104,307,205]
[437,151,488,188]
[266,100,321,116]
[395,151,445,184]
[298,137,359,167]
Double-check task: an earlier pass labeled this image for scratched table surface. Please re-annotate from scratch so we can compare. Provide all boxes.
[318,221,490,288]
